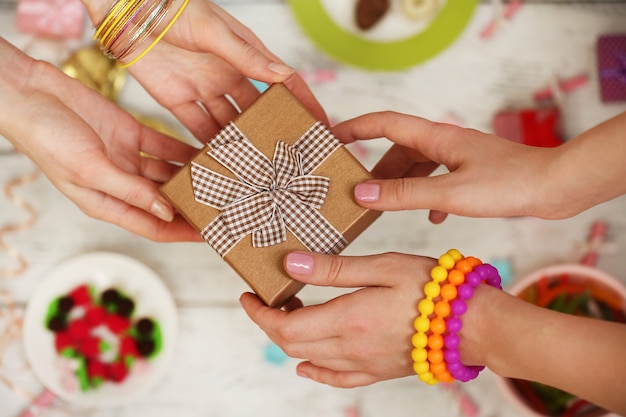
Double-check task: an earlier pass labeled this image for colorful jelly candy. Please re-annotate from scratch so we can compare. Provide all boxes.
[45,284,162,392]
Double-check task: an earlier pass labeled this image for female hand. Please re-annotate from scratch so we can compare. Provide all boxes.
[332,111,557,224]
[1,38,200,242]
[83,0,328,141]
[240,251,435,388]
[241,248,626,414]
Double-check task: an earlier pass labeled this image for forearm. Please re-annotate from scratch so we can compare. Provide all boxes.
[0,38,35,139]
[538,111,626,218]
[0,38,66,159]
[463,285,626,414]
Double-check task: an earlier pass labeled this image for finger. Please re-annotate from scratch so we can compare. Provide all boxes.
[170,3,328,127]
[282,296,304,312]
[80,152,180,223]
[205,12,328,124]
[118,210,201,242]
[370,144,420,179]
[226,77,261,112]
[239,292,292,337]
[68,184,201,242]
[283,251,418,288]
[404,160,441,179]
[296,362,377,388]
[282,74,330,126]
[239,292,342,342]
[429,210,449,224]
[353,175,454,212]
[170,100,222,142]
[113,209,201,242]
[201,95,240,128]
[172,3,296,84]
[179,6,329,127]
[138,156,182,183]
[333,112,462,163]
[138,129,198,164]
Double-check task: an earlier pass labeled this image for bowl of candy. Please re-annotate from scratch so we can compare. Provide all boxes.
[23,252,178,407]
[495,263,626,417]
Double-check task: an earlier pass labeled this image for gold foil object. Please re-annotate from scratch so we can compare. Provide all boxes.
[61,44,126,101]
[62,45,188,142]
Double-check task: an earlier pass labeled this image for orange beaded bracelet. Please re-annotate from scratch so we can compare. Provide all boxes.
[411,248,463,385]
[412,249,502,385]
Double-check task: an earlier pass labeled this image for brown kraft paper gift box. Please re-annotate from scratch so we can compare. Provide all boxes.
[160,83,380,308]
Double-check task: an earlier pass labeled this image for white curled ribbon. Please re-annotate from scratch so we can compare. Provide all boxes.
[191,121,348,257]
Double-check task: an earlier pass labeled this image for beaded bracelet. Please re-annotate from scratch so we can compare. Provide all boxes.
[94,0,189,68]
[411,249,463,385]
[411,249,502,385]
[444,261,502,382]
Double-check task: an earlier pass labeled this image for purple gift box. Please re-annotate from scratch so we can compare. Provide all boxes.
[597,34,626,103]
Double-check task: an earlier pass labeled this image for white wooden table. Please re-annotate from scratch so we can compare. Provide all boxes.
[2,1,626,417]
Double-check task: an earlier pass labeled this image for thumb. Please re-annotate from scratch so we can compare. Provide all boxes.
[283,252,412,288]
[353,176,454,212]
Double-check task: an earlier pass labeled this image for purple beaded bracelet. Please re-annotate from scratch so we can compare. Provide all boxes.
[443,263,502,382]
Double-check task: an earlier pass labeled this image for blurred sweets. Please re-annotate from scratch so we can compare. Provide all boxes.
[355,0,390,30]
[46,284,162,392]
[355,0,440,31]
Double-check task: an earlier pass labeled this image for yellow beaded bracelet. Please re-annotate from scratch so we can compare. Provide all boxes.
[411,248,463,385]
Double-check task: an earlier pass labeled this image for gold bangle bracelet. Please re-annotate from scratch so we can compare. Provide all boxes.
[94,0,189,67]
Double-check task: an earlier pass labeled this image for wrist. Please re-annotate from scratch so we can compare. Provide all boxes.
[533,144,586,219]
[533,112,626,218]
[457,283,513,370]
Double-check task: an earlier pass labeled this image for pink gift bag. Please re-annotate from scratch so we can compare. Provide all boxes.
[16,0,86,39]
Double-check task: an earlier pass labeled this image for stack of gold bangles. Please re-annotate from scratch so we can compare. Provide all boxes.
[93,0,189,68]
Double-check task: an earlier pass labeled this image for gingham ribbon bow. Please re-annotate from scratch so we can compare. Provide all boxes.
[191,122,348,257]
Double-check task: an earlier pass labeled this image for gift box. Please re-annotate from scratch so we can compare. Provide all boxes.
[160,83,381,308]
[493,106,562,148]
[597,34,626,103]
[16,0,86,39]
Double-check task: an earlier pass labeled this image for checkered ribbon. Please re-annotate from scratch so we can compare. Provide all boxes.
[191,121,348,257]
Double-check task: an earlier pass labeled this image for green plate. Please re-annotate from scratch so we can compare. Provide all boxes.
[287,0,478,71]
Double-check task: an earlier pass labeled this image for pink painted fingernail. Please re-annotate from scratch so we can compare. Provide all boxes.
[150,199,174,222]
[354,183,380,202]
[285,252,314,275]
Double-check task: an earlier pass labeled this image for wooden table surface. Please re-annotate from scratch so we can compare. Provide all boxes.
[2,1,626,416]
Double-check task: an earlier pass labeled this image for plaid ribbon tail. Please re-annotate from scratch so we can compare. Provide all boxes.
[276,191,347,255]
[191,163,258,208]
[201,214,240,257]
